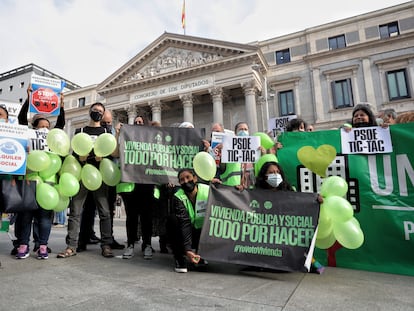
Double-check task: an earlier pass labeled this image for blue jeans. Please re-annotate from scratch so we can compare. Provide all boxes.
[19,208,53,246]
[55,210,66,225]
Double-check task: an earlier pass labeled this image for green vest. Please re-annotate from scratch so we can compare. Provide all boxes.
[116,182,135,193]
[174,183,209,229]
[220,163,242,186]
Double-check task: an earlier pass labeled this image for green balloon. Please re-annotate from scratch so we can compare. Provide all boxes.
[39,152,62,179]
[315,231,336,249]
[60,154,82,180]
[193,151,216,181]
[27,150,51,172]
[26,172,43,185]
[316,216,333,240]
[81,164,102,191]
[71,132,93,156]
[254,153,278,177]
[99,158,121,186]
[36,182,59,210]
[94,133,117,157]
[322,196,354,223]
[333,217,364,249]
[54,194,70,212]
[253,132,274,150]
[46,128,70,156]
[320,176,348,198]
[59,172,80,197]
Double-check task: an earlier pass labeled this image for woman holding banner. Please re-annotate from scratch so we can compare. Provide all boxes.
[166,168,209,273]
[255,159,325,273]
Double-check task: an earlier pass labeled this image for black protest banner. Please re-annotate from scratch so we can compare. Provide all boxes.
[120,125,205,184]
[199,186,319,272]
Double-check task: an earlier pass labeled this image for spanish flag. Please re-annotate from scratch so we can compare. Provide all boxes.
[181,0,186,32]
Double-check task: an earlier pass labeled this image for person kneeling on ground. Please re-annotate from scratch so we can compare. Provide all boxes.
[166,168,209,273]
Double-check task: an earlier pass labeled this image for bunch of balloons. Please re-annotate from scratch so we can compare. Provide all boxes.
[26,129,121,211]
[315,176,364,250]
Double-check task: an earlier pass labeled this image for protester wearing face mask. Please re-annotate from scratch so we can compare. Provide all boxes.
[218,122,249,188]
[255,161,294,192]
[166,168,209,273]
[58,102,116,259]
[120,115,156,260]
[76,109,124,254]
[11,88,65,260]
[0,105,9,122]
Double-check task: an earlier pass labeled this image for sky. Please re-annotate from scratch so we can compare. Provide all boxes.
[0,0,409,87]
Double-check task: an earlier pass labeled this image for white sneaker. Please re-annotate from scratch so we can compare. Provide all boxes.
[143,245,153,260]
[122,245,134,259]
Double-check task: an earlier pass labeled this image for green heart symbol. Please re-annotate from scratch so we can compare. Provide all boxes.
[297,145,337,177]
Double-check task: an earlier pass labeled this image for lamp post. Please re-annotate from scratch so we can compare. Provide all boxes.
[252,64,270,132]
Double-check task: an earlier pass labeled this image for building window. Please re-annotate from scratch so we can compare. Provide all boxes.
[386,69,410,100]
[78,97,86,107]
[0,89,2,94]
[278,90,295,116]
[332,79,354,108]
[275,49,290,65]
[328,35,346,50]
[19,98,23,103]
[379,21,399,39]
[9,85,13,92]
[20,82,25,88]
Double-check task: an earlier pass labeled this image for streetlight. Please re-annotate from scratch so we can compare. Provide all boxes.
[252,64,270,132]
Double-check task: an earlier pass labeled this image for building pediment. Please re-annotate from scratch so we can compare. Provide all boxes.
[97,32,261,94]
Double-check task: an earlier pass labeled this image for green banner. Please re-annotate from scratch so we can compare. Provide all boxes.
[277,123,414,276]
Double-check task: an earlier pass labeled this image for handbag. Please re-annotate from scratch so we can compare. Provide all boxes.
[0,177,39,213]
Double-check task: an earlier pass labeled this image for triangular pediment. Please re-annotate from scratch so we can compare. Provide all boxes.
[98,32,261,93]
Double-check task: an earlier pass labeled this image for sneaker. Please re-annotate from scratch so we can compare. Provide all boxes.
[174,257,188,273]
[122,245,134,259]
[143,245,153,260]
[16,245,30,259]
[101,245,114,258]
[37,245,49,260]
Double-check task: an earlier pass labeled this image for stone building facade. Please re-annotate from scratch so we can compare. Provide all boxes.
[49,2,414,135]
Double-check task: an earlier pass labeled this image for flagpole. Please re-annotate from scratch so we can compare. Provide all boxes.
[182,0,186,35]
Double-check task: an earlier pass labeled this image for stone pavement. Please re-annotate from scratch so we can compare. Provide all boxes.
[1,216,414,311]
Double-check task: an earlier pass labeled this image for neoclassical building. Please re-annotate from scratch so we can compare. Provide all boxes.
[63,1,414,135]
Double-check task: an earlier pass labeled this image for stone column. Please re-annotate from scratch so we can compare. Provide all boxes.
[149,100,162,123]
[257,96,266,131]
[179,93,194,124]
[242,81,258,133]
[362,58,376,106]
[209,87,224,125]
[127,104,137,125]
[311,68,323,122]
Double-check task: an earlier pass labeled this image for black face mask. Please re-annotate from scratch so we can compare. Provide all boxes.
[90,111,103,122]
[101,123,112,133]
[181,181,196,193]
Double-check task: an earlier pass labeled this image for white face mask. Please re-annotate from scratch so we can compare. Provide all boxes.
[266,173,283,188]
[237,130,249,136]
